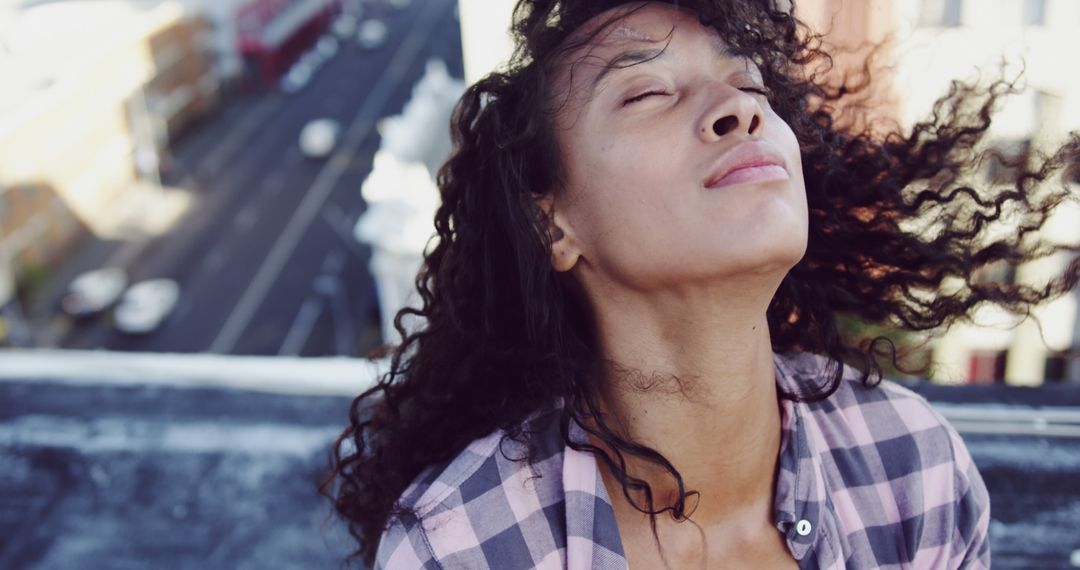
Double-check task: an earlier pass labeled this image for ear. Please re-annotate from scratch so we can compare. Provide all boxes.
[536,194,582,273]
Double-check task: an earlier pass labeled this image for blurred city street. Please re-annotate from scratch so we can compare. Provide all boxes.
[21,0,464,357]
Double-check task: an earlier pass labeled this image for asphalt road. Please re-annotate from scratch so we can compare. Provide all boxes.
[52,0,464,357]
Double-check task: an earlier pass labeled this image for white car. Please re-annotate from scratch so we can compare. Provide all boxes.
[357,20,388,50]
[62,268,128,318]
[280,63,313,94]
[316,36,339,59]
[299,118,341,158]
[114,279,180,334]
[332,14,358,39]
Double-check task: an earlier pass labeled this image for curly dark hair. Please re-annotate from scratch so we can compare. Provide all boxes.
[325,0,1080,564]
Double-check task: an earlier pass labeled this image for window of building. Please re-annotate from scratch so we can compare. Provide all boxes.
[986,138,1032,185]
[1068,160,1080,186]
[1022,0,1047,26]
[972,260,1017,286]
[967,350,1007,384]
[919,0,963,27]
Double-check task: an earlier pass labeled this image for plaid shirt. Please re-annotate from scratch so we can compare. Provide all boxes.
[375,352,990,569]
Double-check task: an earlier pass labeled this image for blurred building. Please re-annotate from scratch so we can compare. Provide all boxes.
[783,0,1080,385]
[886,0,1080,386]
[781,0,1080,386]
[0,0,218,292]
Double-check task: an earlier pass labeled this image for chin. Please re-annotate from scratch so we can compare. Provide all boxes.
[714,229,808,278]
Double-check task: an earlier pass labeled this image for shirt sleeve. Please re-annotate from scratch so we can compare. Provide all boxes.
[374,515,441,570]
[947,427,991,569]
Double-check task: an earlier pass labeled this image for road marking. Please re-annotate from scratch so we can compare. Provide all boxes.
[321,203,369,260]
[321,248,347,275]
[278,296,324,356]
[209,0,447,354]
[279,249,349,356]
[260,175,287,198]
[195,247,228,280]
[233,204,259,234]
[328,274,356,356]
[171,297,194,324]
[285,147,305,165]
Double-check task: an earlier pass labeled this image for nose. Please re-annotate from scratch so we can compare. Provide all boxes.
[698,85,765,142]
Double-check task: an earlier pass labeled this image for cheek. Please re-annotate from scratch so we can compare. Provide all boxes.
[564,135,676,225]
[772,116,806,182]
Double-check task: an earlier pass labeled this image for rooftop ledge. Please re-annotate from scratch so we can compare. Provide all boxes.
[0,348,386,397]
[2,348,1079,437]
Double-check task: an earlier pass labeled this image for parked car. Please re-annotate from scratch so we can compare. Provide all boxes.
[114,279,180,334]
[280,63,313,94]
[316,36,339,59]
[332,14,358,39]
[307,46,331,67]
[61,268,128,318]
[357,20,388,50]
[299,118,341,158]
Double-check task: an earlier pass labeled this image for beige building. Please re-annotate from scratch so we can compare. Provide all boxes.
[0,0,217,292]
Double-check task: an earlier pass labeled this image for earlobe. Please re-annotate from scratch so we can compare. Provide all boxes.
[550,230,581,272]
[536,195,581,273]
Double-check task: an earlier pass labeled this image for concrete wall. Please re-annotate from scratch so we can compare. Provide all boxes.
[457,0,517,84]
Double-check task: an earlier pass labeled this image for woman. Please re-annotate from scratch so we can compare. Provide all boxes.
[327,0,1080,568]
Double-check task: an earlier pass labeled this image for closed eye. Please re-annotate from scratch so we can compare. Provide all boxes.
[622,90,669,106]
[739,86,771,98]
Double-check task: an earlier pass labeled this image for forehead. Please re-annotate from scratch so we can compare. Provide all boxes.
[552,3,748,97]
[561,3,734,61]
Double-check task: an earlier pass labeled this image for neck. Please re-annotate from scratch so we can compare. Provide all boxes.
[581,277,784,527]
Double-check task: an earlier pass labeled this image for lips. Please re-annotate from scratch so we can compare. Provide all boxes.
[704,142,789,190]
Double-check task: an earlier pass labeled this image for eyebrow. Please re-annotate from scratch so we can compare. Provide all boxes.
[587,38,747,97]
[589,48,667,93]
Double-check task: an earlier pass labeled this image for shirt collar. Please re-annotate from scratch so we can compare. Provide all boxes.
[559,353,831,567]
[563,417,626,569]
[772,352,830,562]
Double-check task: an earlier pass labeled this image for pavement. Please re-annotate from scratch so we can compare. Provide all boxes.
[1,371,1079,569]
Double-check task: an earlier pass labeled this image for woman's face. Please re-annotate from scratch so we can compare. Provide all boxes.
[548,3,808,293]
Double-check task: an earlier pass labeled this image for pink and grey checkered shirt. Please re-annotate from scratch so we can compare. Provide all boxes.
[375,352,990,569]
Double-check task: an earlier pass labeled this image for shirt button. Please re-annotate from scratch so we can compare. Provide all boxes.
[796,519,813,536]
